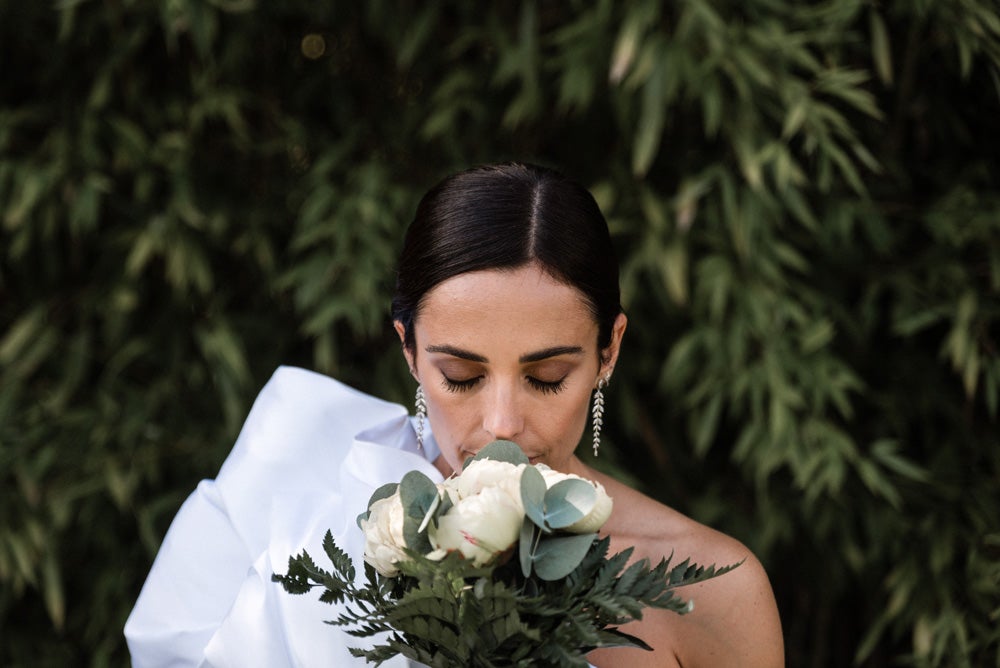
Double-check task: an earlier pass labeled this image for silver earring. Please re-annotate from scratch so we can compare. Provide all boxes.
[591,376,608,457]
[415,385,427,452]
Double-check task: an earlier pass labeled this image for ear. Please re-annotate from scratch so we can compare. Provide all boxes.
[394,320,418,380]
[599,312,628,381]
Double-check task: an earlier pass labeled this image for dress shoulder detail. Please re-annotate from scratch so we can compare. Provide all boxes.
[126,367,430,668]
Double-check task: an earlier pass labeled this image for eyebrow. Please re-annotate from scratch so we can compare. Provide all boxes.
[424,344,584,364]
[520,346,585,363]
[425,344,488,362]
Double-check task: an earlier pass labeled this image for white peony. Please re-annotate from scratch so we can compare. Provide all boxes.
[447,458,526,510]
[428,485,524,566]
[359,490,409,577]
[533,465,614,534]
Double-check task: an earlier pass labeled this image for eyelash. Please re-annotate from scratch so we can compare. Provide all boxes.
[441,375,567,395]
[442,376,480,393]
[527,376,566,394]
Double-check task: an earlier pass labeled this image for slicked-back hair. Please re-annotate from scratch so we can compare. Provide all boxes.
[392,163,622,356]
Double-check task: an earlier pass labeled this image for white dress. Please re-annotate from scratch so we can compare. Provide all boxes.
[125,366,444,667]
[126,366,599,667]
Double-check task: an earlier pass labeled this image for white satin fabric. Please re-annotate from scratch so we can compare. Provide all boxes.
[125,366,444,667]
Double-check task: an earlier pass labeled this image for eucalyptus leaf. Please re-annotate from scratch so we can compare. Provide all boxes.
[467,440,530,468]
[519,465,548,531]
[367,482,400,508]
[400,471,438,553]
[542,479,596,530]
[531,533,597,581]
[417,492,442,534]
[358,482,399,528]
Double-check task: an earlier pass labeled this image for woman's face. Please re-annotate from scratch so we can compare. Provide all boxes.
[396,263,626,475]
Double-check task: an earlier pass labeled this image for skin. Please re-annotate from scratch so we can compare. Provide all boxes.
[395,262,784,667]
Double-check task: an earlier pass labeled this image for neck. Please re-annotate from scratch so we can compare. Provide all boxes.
[563,454,597,480]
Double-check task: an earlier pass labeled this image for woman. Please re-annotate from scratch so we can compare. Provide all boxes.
[126,163,783,667]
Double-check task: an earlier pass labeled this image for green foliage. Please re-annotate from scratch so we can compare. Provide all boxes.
[468,439,528,467]
[399,470,440,555]
[273,530,730,667]
[2,0,998,666]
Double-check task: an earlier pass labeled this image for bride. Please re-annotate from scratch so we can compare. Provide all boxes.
[125,163,784,667]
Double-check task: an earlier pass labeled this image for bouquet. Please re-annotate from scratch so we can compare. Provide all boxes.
[273,441,737,667]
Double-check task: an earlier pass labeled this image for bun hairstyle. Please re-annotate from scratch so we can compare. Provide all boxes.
[392,162,622,355]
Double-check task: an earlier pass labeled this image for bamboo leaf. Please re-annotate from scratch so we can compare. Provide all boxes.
[632,47,668,176]
[870,11,894,85]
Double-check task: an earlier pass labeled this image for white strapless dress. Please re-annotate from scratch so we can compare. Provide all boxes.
[125,366,598,667]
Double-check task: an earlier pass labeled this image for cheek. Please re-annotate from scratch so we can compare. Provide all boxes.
[423,388,473,458]
[425,387,470,425]
[545,389,593,440]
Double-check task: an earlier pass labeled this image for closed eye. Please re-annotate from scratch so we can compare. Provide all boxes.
[527,376,566,394]
[443,375,566,394]
[442,375,482,393]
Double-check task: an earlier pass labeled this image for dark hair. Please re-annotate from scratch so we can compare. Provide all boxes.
[392,162,622,355]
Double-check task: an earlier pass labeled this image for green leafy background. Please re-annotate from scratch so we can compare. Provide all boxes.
[2,1,998,666]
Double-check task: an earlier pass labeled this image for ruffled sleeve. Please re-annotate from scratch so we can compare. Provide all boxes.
[125,366,439,667]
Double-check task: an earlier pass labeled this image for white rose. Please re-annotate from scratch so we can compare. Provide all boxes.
[359,490,408,577]
[534,465,614,534]
[428,486,524,566]
[448,459,526,511]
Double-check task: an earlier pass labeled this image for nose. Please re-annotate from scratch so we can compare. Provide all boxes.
[482,384,524,441]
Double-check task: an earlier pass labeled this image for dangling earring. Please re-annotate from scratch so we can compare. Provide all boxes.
[591,376,608,457]
[415,385,427,452]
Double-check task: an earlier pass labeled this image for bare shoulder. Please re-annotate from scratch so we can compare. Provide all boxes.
[586,471,785,668]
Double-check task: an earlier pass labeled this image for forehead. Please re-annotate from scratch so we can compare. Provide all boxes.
[415,265,598,347]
